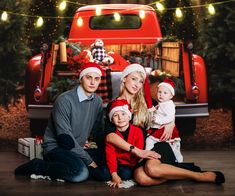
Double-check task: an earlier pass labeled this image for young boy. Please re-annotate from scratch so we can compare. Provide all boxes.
[146,78,183,162]
[105,99,145,188]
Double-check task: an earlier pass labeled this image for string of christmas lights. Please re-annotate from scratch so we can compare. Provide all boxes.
[1,0,234,28]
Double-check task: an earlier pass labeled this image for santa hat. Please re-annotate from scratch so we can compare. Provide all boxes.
[121,63,154,112]
[108,99,132,121]
[79,62,104,80]
[158,78,175,96]
[120,64,146,81]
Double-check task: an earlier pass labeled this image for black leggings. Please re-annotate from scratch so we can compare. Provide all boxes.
[138,142,201,172]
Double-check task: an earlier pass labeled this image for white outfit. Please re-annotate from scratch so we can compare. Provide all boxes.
[151,100,175,129]
[146,100,183,162]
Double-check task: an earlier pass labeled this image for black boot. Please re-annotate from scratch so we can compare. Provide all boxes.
[14,158,46,176]
[214,171,225,184]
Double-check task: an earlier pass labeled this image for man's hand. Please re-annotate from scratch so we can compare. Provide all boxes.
[88,161,98,168]
[160,121,174,141]
[132,147,161,159]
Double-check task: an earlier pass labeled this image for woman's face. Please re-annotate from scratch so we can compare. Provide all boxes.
[123,71,144,95]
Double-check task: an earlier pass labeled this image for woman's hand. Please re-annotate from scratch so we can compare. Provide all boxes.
[160,121,175,141]
[132,147,161,159]
[107,173,122,188]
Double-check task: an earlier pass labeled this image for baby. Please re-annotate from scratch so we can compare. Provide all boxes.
[146,78,183,162]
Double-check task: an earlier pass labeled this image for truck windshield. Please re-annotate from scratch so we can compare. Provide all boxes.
[90,14,141,30]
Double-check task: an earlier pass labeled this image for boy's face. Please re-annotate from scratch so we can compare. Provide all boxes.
[80,72,101,96]
[157,86,173,102]
[112,110,130,129]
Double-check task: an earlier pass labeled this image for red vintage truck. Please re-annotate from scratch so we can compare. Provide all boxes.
[25,4,208,135]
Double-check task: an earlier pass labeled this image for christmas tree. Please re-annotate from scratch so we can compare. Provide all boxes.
[0,0,31,108]
[197,1,235,108]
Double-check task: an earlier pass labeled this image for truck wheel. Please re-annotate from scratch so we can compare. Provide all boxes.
[176,118,196,136]
[30,119,48,137]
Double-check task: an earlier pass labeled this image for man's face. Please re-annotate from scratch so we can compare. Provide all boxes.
[80,72,101,96]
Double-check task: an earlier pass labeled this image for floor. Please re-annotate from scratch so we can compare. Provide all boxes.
[0,148,235,196]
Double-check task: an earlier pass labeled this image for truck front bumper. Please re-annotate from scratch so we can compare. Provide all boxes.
[28,103,209,120]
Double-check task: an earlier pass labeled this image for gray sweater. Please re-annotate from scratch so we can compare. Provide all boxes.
[43,85,104,165]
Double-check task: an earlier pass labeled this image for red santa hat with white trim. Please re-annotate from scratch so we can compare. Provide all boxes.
[79,62,104,80]
[158,78,175,96]
[108,99,132,121]
[121,63,154,112]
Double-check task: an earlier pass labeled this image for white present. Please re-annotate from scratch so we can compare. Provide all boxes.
[18,137,43,160]
[18,138,31,157]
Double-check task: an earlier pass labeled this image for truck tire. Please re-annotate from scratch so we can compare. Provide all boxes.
[30,119,48,137]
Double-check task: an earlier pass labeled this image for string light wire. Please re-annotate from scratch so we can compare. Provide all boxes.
[0,0,234,20]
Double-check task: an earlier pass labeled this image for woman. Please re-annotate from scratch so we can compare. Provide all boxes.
[105,63,225,186]
[105,63,174,159]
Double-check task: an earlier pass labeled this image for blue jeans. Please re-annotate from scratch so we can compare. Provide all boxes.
[43,147,89,182]
[86,149,133,181]
[117,164,133,180]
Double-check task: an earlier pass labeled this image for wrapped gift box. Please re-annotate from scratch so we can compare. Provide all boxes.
[18,138,31,157]
[18,137,43,160]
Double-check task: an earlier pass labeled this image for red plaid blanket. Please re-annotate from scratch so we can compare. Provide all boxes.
[96,66,112,103]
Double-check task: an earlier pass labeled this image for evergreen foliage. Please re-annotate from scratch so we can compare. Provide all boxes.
[27,0,66,56]
[0,0,31,107]
[157,0,198,42]
[197,2,235,107]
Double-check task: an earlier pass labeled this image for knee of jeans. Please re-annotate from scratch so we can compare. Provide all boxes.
[118,168,132,180]
[69,166,89,183]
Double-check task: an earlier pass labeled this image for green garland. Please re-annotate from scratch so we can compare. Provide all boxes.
[47,77,78,103]
[149,70,185,96]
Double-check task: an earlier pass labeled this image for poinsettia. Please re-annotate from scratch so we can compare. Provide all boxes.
[67,51,91,77]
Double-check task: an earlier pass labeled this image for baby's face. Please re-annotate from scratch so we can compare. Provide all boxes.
[157,86,173,102]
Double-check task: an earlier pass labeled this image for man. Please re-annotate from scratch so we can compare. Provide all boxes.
[15,62,106,182]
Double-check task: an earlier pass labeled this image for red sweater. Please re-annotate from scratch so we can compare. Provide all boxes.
[105,124,144,174]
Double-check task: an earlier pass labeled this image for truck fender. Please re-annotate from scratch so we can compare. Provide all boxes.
[193,54,208,103]
[25,54,42,109]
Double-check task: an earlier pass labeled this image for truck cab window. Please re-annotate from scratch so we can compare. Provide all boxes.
[90,14,141,30]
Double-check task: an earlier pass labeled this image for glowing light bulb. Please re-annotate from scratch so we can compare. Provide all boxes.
[156,2,165,12]
[76,16,83,27]
[96,7,102,16]
[59,1,67,11]
[175,8,183,18]
[1,11,8,21]
[114,12,121,22]
[208,4,215,15]
[139,10,145,19]
[36,17,43,27]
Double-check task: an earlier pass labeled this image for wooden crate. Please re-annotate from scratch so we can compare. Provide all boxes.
[156,42,181,77]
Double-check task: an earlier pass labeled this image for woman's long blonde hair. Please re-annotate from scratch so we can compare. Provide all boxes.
[119,72,149,128]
